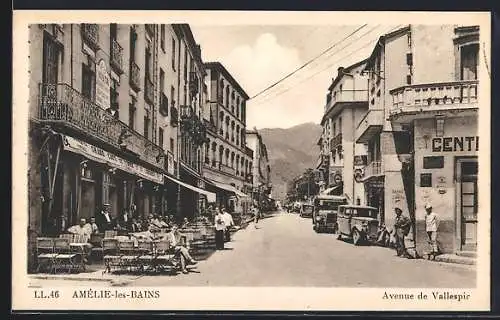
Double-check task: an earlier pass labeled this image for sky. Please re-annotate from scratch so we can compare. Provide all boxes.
[191,24,401,130]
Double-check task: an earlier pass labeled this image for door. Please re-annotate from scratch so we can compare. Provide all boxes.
[457,159,478,251]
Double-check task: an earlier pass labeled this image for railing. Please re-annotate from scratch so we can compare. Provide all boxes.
[170,106,179,127]
[355,109,384,143]
[159,92,168,116]
[389,80,478,115]
[81,24,99,50]
[145,24,155,35]
[364,161,382,179]
[144,77,154,104]
[110,38,124,73]
[326,90,368,110]
[129,61,141,91]
[38,83,165,169]
[330,133,342,150]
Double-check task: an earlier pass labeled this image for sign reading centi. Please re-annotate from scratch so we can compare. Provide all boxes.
[431,136,479,152]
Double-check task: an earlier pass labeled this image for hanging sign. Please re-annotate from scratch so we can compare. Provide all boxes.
[96,59,111,110]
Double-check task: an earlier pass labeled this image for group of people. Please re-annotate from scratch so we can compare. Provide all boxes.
[376,203,440,259]
[213,206,235,250]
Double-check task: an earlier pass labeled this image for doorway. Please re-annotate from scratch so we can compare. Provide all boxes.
[456,158,478,251]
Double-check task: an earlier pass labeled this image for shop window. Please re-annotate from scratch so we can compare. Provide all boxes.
[420,173,432,187]
[423,156,444,169]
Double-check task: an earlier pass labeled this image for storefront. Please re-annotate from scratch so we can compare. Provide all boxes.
[413,115,478,254]
[364,178,385,224]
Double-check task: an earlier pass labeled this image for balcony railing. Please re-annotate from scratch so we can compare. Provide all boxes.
[389,80,478,118]
[129,61,141,91]
[81,24,99,50]
[355,109,384,144]
[363,161,383,180]
[326,89,368,111]
[110,38,124,74]
[159,92,168,116]
[38,83,165,170]
[330,133,343,150]
[170,106,179,127]
[144,77,154,104]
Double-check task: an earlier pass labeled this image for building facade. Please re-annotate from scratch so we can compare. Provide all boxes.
[317,60,369,205]
[355,25,479,255]
[202,62,253,214]
[246,129,273,209]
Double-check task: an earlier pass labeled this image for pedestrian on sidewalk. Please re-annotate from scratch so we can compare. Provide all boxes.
[425,203,440,257]
[222,207,235,242]
[252,204,260,229]
[393,207,412,258]
[214,208,226,250]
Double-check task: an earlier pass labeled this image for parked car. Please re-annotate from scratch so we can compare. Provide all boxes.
[336,205,379,245]
[312,195,348,233]
[299,203,314,218]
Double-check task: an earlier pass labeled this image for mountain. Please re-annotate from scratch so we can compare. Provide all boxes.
[259,122,323,201]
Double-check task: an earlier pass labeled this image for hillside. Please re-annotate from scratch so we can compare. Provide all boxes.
[259,122,322,201]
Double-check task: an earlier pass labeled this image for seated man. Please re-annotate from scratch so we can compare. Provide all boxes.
[84,217,100,235]
[67,218,91,241]
[165,226,197,274]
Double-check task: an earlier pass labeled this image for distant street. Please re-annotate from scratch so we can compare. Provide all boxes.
[127,211,475,287]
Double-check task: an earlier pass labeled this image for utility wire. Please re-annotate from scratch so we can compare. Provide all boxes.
[249,24,368,100]
[251,24,384,103]
[251,25,403,107]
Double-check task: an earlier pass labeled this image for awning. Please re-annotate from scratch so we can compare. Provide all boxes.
[164,174,216,202]
[206,179,249,198]
[321,185,342,195]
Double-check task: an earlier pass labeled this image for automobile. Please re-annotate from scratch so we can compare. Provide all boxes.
[299,203,314,218]
[312,195,348,233]
[336,205,379,245]
[292,202,303,213]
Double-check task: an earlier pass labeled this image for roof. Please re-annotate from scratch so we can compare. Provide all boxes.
[328,58,368,91]
[204,62,250,99]
[364,25,411,70]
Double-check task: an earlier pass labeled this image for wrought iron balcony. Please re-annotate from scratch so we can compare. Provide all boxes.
[170,105,179,127]
[144,76,155,104]
[159,92,168,116]
[129,61,141,92]
[81,24,99,50]
[330,133,343,150]
[389,80,478,122]
[110,38,124,74]
[38,83,165,170]
[362,161,383,181]
[355,109,384,144]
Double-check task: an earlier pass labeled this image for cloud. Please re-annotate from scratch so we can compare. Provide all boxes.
[222,33,326,129]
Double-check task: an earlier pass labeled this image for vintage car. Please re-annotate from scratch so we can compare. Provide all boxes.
[299,203,314,218]
[336,205,379,245]
[312,195,348,233]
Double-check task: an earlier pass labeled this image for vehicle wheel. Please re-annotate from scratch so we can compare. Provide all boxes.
[314,223,320,233]
[352,229,362,246]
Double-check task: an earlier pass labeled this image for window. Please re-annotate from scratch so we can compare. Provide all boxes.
[110,23,117,41]
[333,123,336,136]
[338,117,342,134]
[43,33,61,84]
[171,85,175,106]
[171,37,176,70]
[145,45,152,81]
[82,63,95,101]
[144,115,150,139]
[423,156,444,169]
[225,86,229,108]
[406,74,412,85]
[130,27,137,62]
[460,43,479,80]
[170,138,174,153]
[110,79,119,117]
[128,102,136,130]
[420,173,432,187]
[160,68,165,93]
[158,127,164,149]
[160,25,165,51]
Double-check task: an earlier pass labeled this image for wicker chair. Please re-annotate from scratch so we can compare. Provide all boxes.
[36,237,56,273]
[102,238,120,274]
[117,239,137,272]
[136,240,154,272]
[53,238,84,273]
[154,240,178,272]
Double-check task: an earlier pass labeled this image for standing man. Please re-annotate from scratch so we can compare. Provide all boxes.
[214,208,226,250]
[222,207,235,242]
[252,204,260,229]
[425,203,440,257]
[97,203,113,231]
[393,207,412,258]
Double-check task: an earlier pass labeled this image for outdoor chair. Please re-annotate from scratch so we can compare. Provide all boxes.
[53,238,84,273]
[154,239,178,272]
[136,240,154,272]
[102,238,121,274]
[36,237,56,273]
[89,233,104,261]
[104,230,118,239]
[117,239,137,272]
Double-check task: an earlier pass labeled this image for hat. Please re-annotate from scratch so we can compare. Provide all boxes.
[425,203,432,210]
[394,207,402,213]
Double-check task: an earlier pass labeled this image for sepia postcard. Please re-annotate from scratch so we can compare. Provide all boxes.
[12,10,491,311]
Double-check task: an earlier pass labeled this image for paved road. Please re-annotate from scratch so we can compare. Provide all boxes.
[130,211,475,287]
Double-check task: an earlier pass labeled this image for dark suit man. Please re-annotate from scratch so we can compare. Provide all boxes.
[97,203,114,231]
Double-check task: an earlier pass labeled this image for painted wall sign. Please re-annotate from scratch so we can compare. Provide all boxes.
[391,189,404,205]
[431,136,479,153]
[96,59,111,110]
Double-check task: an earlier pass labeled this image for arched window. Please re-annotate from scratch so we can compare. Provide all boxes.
[204,141,210,164]
[236,154,240,174]
[219,111,224,135]
[225,86,230,108]
[225,149,230,166]
[219,145,224,165]
[236,125,240,145]
[211,142,217,166]
[219,80,224,103]
[241,157,245,177]
[231,152,235,168]
[236,97,240,118]
[231,121,235,142]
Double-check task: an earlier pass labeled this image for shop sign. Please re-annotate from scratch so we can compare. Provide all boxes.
[96,59,111,110]
[63,135,163,184]
[431,136,479,153]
